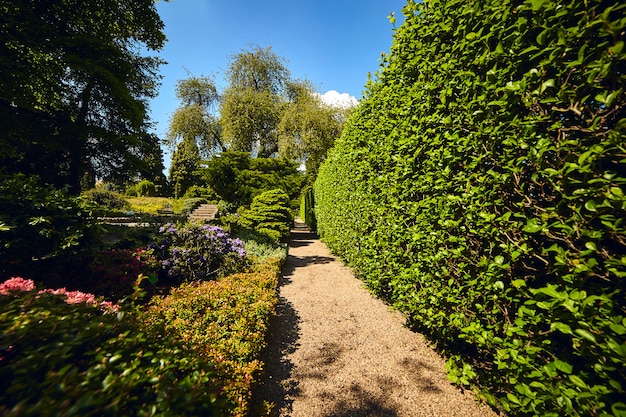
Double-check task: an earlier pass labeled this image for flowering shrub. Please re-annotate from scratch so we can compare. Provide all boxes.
[0,277,35,294]
[0,277,119,313]
[148,222,248,282]
[88,248,157,299]
[0,283,224,416]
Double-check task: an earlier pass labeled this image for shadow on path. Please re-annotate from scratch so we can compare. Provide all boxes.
[249,271,301,416]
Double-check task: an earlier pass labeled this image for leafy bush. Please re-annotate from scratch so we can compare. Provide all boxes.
[299,186,316,231]
[80,188,129,212]
[0,174,95,277]
[135,179,156,197]
[183,185,219,201]
[239,189,292,242]
[144,258,281,416]
[314,1,625,415]
[147,222,248,283]
[87,249,157,300]
[0,278,226,416]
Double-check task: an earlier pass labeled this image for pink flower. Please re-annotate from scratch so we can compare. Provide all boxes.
[1,278,119,314]
[0,277,35,295]
[99,301,120,313]
[38,288,119,313]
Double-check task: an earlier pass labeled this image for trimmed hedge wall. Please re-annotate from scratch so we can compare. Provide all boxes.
[314,0,625,415]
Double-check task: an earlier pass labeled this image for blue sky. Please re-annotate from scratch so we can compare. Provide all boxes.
[148,0,407,166]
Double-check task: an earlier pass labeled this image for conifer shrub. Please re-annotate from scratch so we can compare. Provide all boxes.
[239,189,292,242]
[315,0,625,415]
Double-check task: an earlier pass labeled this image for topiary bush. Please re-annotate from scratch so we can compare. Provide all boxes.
[315,0,625,415]
[239,189,292,242]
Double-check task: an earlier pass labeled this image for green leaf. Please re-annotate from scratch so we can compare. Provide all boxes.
[523,218,543,233]
[554,359,573,374]
[530,0,547,11]
[551,322,573,335]
[610,187,623,198]
[585,200,597,212]
[574,328,597,343]
[568,375,588,389]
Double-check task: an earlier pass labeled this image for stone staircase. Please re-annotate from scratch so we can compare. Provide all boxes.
[188,204,218,222]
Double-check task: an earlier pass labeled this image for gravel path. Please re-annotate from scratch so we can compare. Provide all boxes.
[251,223,499,417]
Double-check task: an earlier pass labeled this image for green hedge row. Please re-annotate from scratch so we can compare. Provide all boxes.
[314,0,625,415]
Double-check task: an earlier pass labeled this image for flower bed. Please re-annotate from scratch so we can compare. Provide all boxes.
[0,222,283,416]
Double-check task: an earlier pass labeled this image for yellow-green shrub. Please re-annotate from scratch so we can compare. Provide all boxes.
[144,258,281,416]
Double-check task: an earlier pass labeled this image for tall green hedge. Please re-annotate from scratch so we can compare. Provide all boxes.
[314,0,625,415]
[299,186,316,231]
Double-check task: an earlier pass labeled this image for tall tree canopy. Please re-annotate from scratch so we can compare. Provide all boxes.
[220,46,290,158]
[0,0,166,193]
[166,76,223,158]
[278,80,349,179]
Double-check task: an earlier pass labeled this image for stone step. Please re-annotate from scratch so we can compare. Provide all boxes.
[188,204,218,220]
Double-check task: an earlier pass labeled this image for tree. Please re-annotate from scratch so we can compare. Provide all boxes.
[278,80,348,179]
[166,76,223,158]
[169,140,201,199]
[220,46,290,157]
[0,0,165,193]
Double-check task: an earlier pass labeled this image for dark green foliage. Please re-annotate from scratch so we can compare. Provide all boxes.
[202,151,304,207]
[0,0,165,193]
[183,185,219,201]
[169,139,202,198]
[0,289,223,416]
[314,0,625,415]
[239,189,292,241]
[299,186,316,231]
[0,175,95,277]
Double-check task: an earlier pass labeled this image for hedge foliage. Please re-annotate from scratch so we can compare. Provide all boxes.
[300,186,316,231]
[315,1,625,415]
[144,258,281,416]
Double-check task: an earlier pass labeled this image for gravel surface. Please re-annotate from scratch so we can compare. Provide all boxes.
[251,222,500,417]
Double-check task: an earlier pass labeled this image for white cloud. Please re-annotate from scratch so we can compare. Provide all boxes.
[315,90,358,109]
